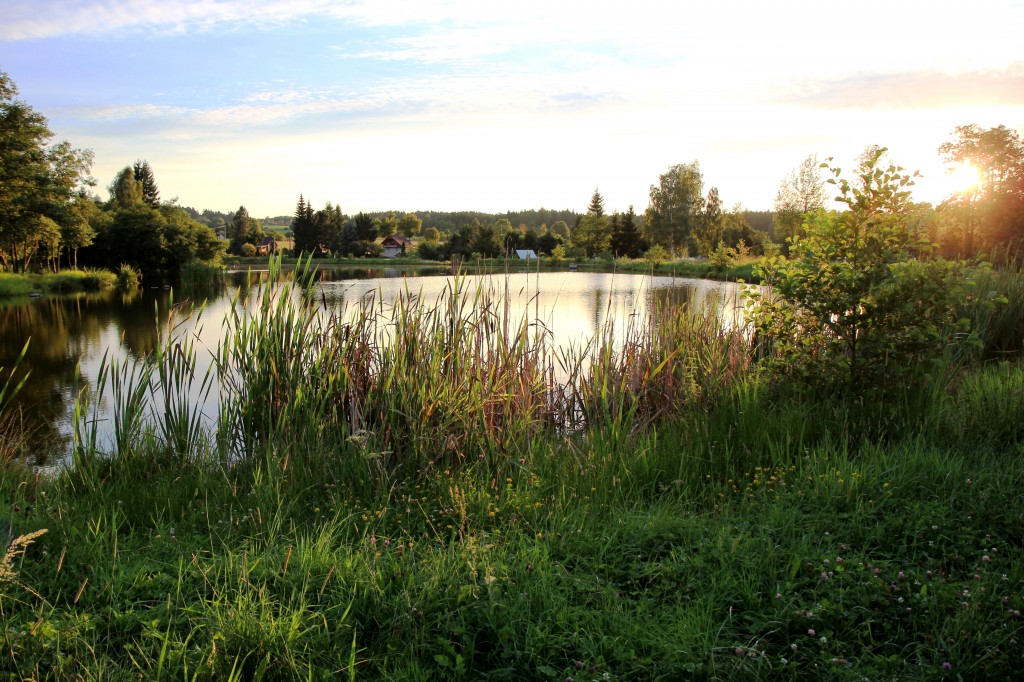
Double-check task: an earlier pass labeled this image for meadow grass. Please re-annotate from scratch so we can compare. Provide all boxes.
[0,257,1021,680]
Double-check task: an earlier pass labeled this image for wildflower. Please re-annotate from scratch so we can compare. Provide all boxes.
[575,661,585,670]
[942,662,952,670]
[807,629,816,637]
[790,643,798,651]
[734,648,744,656]
[982,555,991,563]
[819,636,827,644]
[898,571,906,580]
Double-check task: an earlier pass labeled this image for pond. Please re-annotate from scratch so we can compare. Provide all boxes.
[0,267,749,463]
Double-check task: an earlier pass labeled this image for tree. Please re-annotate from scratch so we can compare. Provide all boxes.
[109,166,143,208]
[290,195,317,254]
[423,227,441,243]
[376,211,398,238]
[937,124,1024,259]
[353,212,376,241]
[610,205,646,258]
[751,148,972,398]
[549,220,570,239]
[61,193,98,268]
[397,212,422,237]
[773,155,827,252]
[228,205,264,254]
[587,188,605,217]
[696,187,724,256]
[0,70,94,271]
[572,213,611,257]
[132,160,160,206]
[645,162,704,257]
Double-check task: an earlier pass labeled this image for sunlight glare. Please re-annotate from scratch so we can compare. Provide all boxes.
[946,162,981,196]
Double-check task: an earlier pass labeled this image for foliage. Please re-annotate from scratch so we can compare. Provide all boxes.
[610,205,646,258]
[708,241,737,270]
[751,149,974,397]
[571,213,611,257]
[773,155,827,253]
[227,205,265,255]
[587,188,605,216]
[937,124,1024,260]
[644,244,669,265]
[397,212,422,237]
[645,161,704,256]
[88,203,224,273]
[114,263,141,291]
[0,70,94,273]
[132,159,160,206]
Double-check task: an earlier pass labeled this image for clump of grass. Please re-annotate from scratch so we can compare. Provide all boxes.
[114,263,142,292]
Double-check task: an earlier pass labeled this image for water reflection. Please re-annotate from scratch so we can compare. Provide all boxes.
[1,268,748,460]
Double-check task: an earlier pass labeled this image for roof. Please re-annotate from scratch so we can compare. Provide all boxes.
[515,249,538,259]
[381,234,412,246]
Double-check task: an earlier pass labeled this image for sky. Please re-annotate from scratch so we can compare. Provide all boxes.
[2,0,1023,218]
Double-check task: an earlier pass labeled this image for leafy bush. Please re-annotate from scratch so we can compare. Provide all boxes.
[644,244,669,266]
[750,149,974,397]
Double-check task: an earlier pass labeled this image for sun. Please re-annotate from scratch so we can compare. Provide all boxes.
[945,162,982,196]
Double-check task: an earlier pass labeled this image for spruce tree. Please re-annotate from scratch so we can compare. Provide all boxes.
[587,188,605,217]
[132,160,160,206]
[291,195,317,254]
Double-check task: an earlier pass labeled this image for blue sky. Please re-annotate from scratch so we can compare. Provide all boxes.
[3,0,1023,217]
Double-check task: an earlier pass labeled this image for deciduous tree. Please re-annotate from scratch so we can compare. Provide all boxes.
[773,154,827,253]
[937,124,1024,259]
[645,162,704,257]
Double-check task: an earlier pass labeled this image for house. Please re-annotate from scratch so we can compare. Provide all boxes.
[256,236,279,255]
[515,249,538,260]
[381,234,412,258]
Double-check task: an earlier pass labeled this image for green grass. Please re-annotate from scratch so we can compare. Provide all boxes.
[0,269,117,297]
[0,257,1022,679]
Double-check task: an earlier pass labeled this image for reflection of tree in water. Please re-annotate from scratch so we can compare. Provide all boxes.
[0,296,98,460]
[0,290,173,462]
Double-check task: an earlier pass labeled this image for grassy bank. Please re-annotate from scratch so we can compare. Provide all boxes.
[0,269,117,297]
[0,258,1021,679]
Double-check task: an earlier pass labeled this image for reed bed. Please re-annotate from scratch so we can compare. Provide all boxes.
[212,257,751,477]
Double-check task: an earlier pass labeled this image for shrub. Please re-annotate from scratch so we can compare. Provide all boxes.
[644,245,669,266]
[708,241,737,270]
[750,149,975,398]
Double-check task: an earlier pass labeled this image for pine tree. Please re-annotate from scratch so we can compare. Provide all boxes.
[291,195,318,254]
[587,188,605,217]
[611,205,646,258]
[132,160,160,206]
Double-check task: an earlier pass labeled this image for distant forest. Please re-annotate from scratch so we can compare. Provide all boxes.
[183,207,587,236]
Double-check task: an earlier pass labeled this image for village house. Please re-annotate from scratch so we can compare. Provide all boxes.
[381,234,412,258]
